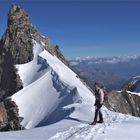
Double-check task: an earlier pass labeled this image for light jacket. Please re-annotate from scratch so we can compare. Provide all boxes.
[95,88,104,105]
[99,89,104,104]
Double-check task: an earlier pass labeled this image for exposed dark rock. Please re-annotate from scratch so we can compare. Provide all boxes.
[106,91,140,117]
[0,50,22,101]
[54,45,69,66]
[105,76,140,117]
[2,4,33,64]
[0,98,23,131]
[0,102,7,129]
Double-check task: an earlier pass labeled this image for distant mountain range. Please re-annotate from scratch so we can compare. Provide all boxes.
[69,56,140,90]
[70,55,139,65]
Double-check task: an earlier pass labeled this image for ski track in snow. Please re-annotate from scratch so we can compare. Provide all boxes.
[49,110,127,140]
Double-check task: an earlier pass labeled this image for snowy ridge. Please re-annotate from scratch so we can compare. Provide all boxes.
[8,41,140,139]
[12,40,94,129]
[133,75,140,79]
[127,91,140,96]
[15,41,46,87]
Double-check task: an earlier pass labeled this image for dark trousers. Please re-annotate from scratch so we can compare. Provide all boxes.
[93,106,103,122]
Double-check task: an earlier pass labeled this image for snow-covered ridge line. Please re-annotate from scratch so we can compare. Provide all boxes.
[15,40,45,87]
[133,75,140,79]
[12,40,94,129]
[127,91,140,96]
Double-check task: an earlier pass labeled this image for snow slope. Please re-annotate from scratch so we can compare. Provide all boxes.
[12,40,94,129]
[49,112,140,140]
[5,40,140,140]
[0,108,140,139]
[49,110,140,140]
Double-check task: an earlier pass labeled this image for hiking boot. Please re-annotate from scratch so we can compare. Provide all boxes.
[91,121,96,125]
[97,120,103,123]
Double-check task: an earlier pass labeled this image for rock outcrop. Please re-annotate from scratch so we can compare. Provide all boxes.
[106,76,140,117]
[0,98,22,131]
[52,45,69,66]
[106,90,140,117]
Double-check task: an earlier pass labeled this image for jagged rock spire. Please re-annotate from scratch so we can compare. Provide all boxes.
[1,4,34,64]
[8,4,29,28]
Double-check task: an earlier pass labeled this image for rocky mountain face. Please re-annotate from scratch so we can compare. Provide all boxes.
[106,76,140,117]
[0,98,22,131]
[106,91,140,117]
[0,4,68,101]
[0,4,69,131]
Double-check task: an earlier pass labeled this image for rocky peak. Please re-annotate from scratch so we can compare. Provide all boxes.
[8,4,29,31]
[3,4,68,64]
[47,44,69,66]
[1,5,34,64]
[0,4,69,101]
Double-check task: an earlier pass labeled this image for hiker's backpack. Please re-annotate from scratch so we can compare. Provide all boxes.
[103,89,108,101]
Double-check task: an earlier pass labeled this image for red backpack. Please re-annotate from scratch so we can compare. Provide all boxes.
[103,89,108,101]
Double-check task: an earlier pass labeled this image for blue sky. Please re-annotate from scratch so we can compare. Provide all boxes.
[0,0,140,58]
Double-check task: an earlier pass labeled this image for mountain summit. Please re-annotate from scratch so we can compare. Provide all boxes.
[0,4,94,131]
[0,4,68,101]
